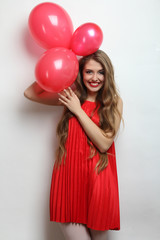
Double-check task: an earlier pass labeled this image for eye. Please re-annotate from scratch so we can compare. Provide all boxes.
[99,70,104,75]
[85,70,92,74]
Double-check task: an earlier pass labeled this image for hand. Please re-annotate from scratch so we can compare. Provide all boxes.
[58,87,82,116]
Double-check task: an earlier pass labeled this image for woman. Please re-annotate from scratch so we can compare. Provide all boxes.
[24,50,123,240]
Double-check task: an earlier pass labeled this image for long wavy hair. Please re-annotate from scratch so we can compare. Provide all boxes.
[54,50,122,174]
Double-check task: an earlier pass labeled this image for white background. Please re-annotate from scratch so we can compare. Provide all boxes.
[0,0,160,239]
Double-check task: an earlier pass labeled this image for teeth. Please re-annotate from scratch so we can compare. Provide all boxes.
[89,82,100,86]
[89,82,100,84]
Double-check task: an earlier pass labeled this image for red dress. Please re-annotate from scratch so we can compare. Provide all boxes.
[50,100,120,231]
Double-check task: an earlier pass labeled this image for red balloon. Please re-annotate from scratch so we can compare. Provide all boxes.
[28,2,74,49]
[71,23,103,56]
[35,48,79,92]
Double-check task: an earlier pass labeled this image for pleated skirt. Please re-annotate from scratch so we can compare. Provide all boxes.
[49,116,120,231]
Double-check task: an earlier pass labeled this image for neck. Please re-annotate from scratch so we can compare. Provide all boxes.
[86,92,97,102]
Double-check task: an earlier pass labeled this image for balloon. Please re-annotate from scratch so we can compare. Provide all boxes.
[71,23,103,56]
[28,2,74,49]
[35,48,79,92]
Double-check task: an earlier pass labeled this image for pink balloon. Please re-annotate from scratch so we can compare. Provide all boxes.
[28,2,74,49]
[35,48,79,92]
[71,23,103,56]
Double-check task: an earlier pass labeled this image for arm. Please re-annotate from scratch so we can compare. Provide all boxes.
[58,88,123,153]
[24,81,76,106]
[76,98,123,152]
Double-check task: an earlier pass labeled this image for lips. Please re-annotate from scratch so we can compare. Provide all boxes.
[88,81,101,87]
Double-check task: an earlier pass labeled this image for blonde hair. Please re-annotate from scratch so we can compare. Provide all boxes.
[55,50,122,174]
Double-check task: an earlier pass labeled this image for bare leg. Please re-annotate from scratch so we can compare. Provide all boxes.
[88,228,108,240]
[58,222,92,240]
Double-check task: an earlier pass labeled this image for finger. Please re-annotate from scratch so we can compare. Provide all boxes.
[68,87,73,96]
[68,87,76,97]
[58,98,67,106]
[63,88,71,98]
[58,93,69,102]
[59,89,68,97]
[59,91,66,97]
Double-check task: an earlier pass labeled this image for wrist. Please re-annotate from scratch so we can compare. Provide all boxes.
[75,107,84,119]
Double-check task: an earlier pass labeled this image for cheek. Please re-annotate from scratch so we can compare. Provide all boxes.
[100,75,105,81]
[100,79,105,88]
[83,73,90,81]
[82,75,90,85]
[83,79,88,88]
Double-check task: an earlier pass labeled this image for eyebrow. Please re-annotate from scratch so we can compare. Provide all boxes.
[84,68,104,71]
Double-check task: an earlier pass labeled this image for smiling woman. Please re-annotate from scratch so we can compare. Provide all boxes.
[50,50,123,236]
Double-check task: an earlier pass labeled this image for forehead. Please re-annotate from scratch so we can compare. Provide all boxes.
[84,59,103,70]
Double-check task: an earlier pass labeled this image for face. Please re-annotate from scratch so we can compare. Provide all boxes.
[82,59,104,97]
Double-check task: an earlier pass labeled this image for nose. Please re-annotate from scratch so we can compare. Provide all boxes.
[92,73,98,81]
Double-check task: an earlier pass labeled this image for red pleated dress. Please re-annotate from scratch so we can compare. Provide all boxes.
[49,100,120,231]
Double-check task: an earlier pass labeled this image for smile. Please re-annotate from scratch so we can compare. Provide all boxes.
[88,81,102,87]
